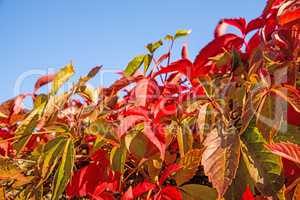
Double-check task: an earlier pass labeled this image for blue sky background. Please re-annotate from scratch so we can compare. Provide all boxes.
[0,0,266,103]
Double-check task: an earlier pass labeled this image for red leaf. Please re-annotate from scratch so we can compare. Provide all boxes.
[144,122,167,160]
[282,158,300,186]
[154,104,177,123]
[13,95,26,115]
[135,78,160,107]
[193,34,244,72]
[241,185,255,200]
[117,115,146,138]
[155,186,183,200]
[246,17,265,34]
[266,142,300,164]
[215,18,247,37]
[123,180,156,200]
[159,163,182,185]
[287,105,300,126]
[34,73,55,93]
[154,59,193,79]
[181,43,189,59]
[133,181,156,198]
[67,150,118,199]
[278,1,300,27]
[246,32,261,56]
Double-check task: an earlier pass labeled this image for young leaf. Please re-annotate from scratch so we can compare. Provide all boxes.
[241,126,284,196]
[180,184,217,200]
[51,63,75,95]
[201,127,240,198]
[124,55,145,77]
[266,142,300,164]
[174,30,192,40]
[51,138,75,200]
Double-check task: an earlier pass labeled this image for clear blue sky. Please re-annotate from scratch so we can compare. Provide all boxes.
[0,0,266,102]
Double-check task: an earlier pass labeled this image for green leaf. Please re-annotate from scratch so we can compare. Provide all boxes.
[174,29,192,40]
[241,126,284,196]
[51,63,75,95]
[231,48,242,70]
[146,40,163,53]
[180,184,217,200]
[124,55,145,77]
[13,109,41,154]
[201,127,240,198]
[110,143,127,173]
[38,137,67,186]
[51,138,75,200]
[225,153,255,200]
[143,54,153,73]
[164,34,174,41]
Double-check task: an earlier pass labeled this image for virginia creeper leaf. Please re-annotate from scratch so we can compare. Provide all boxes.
[51,138,75,200]
[266,142,300,164]
[124,55,145,77]
[241,126,284,196]
[201,127,240,198]
[51,63,75,95]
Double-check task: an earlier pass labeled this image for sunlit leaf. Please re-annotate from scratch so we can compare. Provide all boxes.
[124,55,145,77]
[241,126,284,196]
[51,138,75,200]
[146,40,163,53]
[174,30,192,40]
[51,63,75,95]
